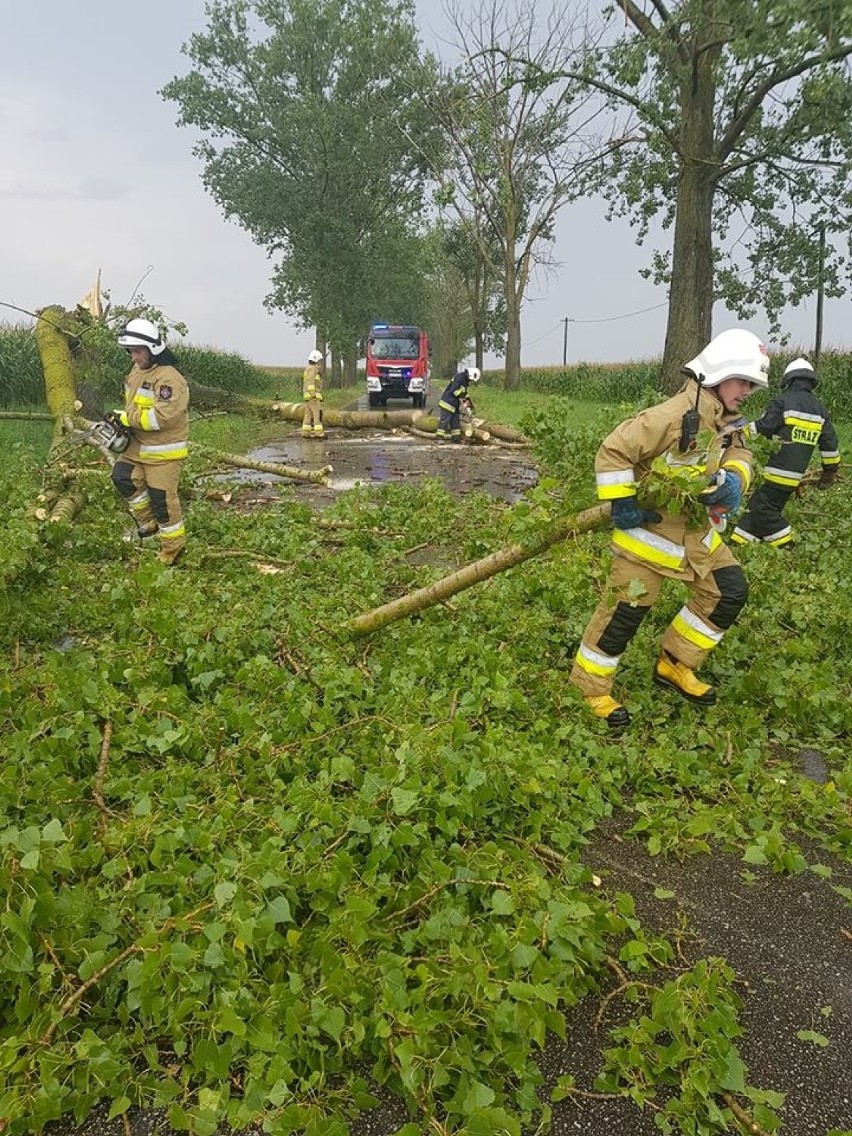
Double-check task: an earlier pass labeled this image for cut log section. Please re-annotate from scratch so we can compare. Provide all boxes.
[346,503,610,637]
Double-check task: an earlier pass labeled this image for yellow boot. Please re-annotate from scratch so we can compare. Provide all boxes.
[653,652,716,706]
[584,694,631,731]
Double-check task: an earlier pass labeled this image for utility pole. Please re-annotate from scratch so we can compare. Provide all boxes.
[814,222,826,367]
[561,317,573,366]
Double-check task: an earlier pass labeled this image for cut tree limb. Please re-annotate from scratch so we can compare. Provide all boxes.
[199,446,332,484]
[346,503,609,636]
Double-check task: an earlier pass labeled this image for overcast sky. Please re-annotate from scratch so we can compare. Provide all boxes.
[1,0,848,369]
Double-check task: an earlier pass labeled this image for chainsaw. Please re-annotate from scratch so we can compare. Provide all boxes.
[56,414,131,460]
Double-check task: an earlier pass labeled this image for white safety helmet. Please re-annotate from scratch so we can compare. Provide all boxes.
[467,366,481,383]
[117,317,166,356]
[307,349,323,364]
[683,329,769,389]
[782,357,817,388]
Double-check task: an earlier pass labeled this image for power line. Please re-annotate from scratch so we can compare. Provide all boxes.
[569,301,669,324]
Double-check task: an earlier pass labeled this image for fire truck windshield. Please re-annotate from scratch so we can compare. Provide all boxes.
[369,335,419,360]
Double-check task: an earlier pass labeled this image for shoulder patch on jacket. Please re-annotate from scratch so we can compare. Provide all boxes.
[159,385,173,401]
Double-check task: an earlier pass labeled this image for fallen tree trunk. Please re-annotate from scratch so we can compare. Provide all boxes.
[346,503,610,637]
[199,447,332,485]
[269,401,530,445]
[0,411,54,422]
[270,401,434,430]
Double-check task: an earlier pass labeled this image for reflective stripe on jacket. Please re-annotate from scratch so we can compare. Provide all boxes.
[303,364,323,400]
[123,363,189,466]
[594,382,753,580]
[439,372,469,412]
[750,380,840,486]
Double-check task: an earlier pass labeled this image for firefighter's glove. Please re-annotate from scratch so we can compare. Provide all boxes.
[700,469,743,513]
[611,498,662,530]
[818,466,840,490]
[107,410,130,429]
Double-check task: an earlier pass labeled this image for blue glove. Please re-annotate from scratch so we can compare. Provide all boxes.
[611,498,663,530]
[700,470,743,512]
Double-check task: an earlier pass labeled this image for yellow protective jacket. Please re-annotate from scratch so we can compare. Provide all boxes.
[122,363,189,465]
[594,383,753,579]
[302,364,323,401]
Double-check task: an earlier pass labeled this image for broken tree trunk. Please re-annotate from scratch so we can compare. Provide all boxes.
[200,447,332,485]
[33,306,78,448]
[345,503,610,637]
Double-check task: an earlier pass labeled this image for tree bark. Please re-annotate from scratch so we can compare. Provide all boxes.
[198,447,332,484]
[0,411,54,421]
[269,402,529,444]
[660,39,721,393]
[345,503,609,636]
[33,306,78,447]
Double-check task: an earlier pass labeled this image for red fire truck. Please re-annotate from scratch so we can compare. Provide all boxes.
[364,324,430,408]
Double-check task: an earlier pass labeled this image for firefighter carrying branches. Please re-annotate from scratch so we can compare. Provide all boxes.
[569,329,769,730]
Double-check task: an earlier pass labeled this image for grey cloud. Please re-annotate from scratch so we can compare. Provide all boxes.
[0,177,129,201]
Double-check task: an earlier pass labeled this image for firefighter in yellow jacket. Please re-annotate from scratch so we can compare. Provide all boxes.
[111,318,190,565]
[302,349,325,439]
[569,329,769,730]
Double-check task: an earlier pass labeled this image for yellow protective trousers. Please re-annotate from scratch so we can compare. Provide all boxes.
[569,549,747,698]
[112,458,186,559]
[301,399,324,436]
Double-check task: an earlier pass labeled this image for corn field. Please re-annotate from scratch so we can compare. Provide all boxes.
[3,321,850,418]
[0,322,301,408]
[483,353,852,418]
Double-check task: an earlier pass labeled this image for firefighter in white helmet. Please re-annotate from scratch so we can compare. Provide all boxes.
[569,328,769,730]
[302,349,325,439]
[731,357,841,548]
[111,318,190,565]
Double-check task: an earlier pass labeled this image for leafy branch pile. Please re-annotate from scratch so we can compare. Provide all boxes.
[0,424,850,1135]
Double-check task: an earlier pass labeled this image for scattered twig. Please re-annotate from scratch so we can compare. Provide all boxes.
[200,549,294,570]
[840,927,852,943]
[93,721,116,825]
[40,944,141,1045]
[13,640,20,670]
[272,714,401,754]
[121,1112,132,1136]
[595,954,658,1036]
[39,935,74,992]
[720,1092,773,1136]
[390,878,510,923]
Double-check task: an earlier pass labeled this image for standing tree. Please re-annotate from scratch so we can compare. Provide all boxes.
[162,0,438,377]
[420,0,621,389]
[442,218,506,371]
[565,0,852,389]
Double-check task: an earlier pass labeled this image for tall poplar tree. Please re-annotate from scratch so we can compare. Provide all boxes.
[162,0,437,372]
[571,0,852,387]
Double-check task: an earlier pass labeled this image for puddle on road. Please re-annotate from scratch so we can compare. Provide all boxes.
[221,428,538,506]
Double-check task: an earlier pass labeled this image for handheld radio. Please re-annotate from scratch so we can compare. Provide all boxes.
[679,373,703,452]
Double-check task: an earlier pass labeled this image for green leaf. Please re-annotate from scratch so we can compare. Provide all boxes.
[796,1029,830,1047]
[653,887,676,900]
[719,1050,746,1093]
[266,895,293,925]
[490,889,514,915]
[214,881,237,907]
